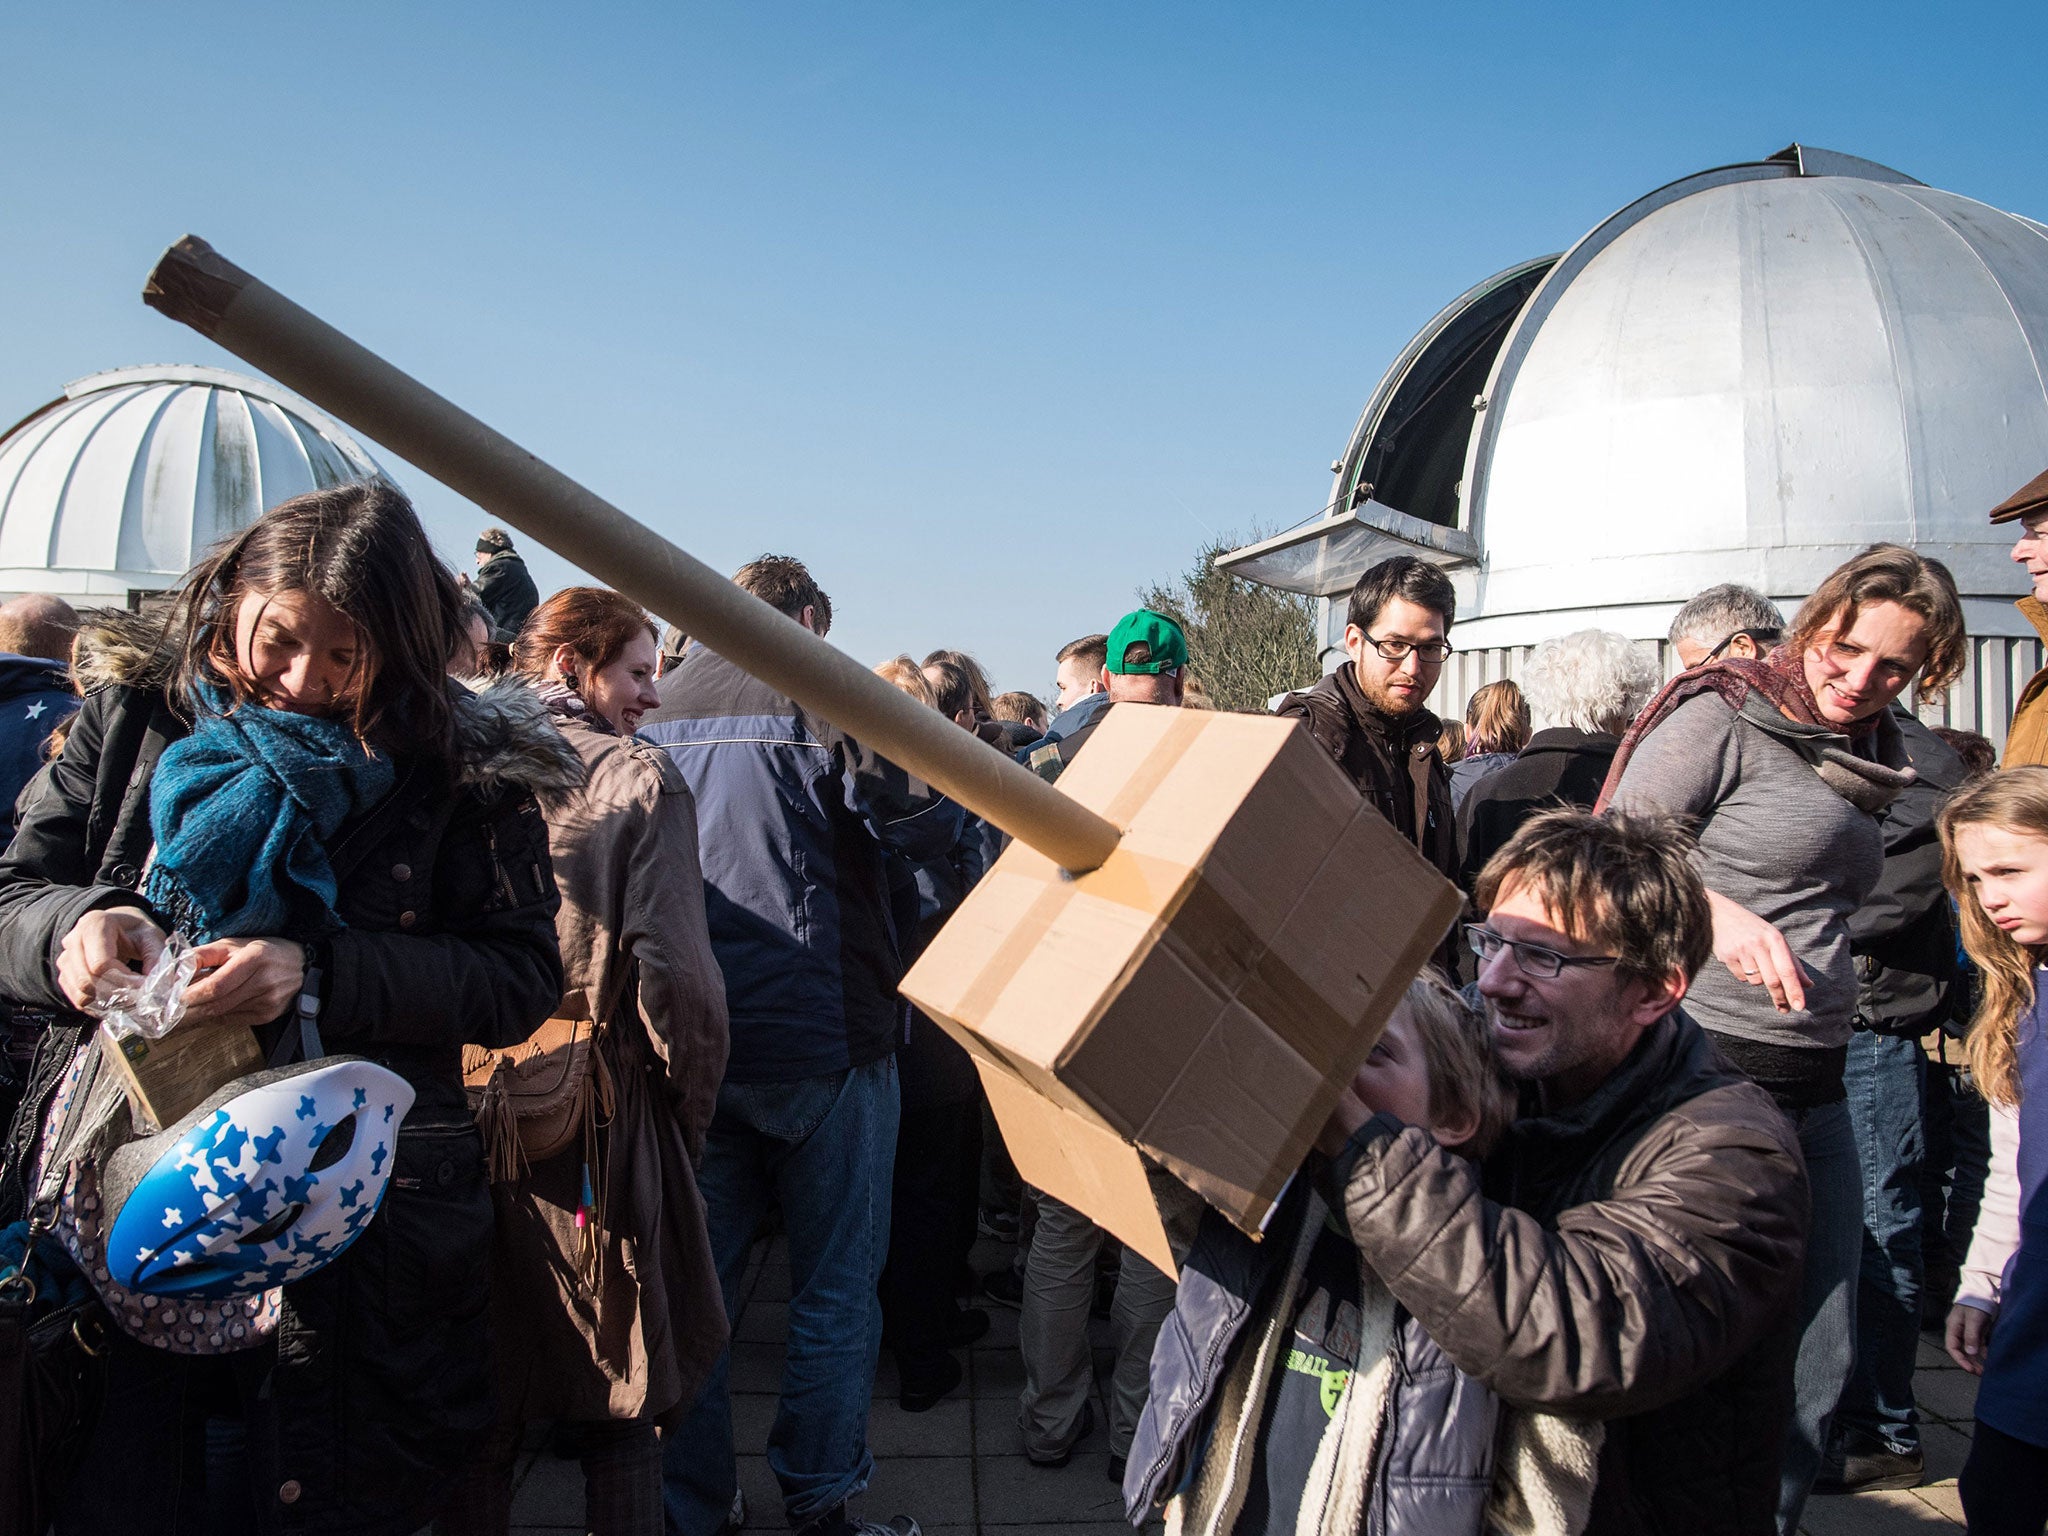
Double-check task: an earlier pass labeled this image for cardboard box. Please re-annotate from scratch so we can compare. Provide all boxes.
[901,704,1464,1274]
[101,1017,264,1131]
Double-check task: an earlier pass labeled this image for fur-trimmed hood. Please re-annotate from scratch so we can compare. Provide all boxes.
[68,608,582,800]
[453,675,585,797]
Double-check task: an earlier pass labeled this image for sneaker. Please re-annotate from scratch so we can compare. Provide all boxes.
[980,1268,1024,1310]
[797,1507,921,1536]
[1811,1441,1923,1494]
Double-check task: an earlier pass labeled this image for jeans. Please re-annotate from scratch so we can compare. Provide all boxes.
[1778,1098,1863,1536]
[1018,1180,1201,1461]
[1837,1029,1926,1456]
[661,1057,901,1535]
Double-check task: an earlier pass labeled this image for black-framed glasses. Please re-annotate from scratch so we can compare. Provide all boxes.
[1703,627,1782,663]
[1464,923,1621,980]
[1361,631,1454,664]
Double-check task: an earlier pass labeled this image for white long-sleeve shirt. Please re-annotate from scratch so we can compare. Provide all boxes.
[1956,1101,2022,1316]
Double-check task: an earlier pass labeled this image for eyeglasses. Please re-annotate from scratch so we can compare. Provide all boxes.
[1703,627,1782,663]
[1464,923,1621,980]
[1360,632,1454,664]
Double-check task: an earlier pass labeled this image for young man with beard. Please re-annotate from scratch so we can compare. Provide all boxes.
[1283,809,1809,1536]
[1277,557,1457,883]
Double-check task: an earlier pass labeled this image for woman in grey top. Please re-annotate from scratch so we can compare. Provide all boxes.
[1599,543,1965,1535]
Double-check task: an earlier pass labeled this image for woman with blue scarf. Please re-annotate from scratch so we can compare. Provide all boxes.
[0,482,579,1535]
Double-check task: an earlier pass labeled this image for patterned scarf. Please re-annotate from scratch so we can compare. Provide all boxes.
[533,677,616,735]
[144,681,395,940]
[1595,645,1916,815]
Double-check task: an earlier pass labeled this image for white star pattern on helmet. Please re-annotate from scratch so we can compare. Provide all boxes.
[162,1206,183,1228]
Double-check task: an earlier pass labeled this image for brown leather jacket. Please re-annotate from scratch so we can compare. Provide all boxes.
[1274,666,1456,881]
[2005,597,2048,768]
[1325,1013,1808,1536]
[492,706,732,1426]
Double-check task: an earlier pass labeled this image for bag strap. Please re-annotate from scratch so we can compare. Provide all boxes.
[267,966,326,1069]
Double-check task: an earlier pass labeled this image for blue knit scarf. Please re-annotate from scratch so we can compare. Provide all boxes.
[144,681,396,940]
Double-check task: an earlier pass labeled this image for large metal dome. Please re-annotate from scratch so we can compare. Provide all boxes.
[0,365,395,605]
[1224,145,2048,743]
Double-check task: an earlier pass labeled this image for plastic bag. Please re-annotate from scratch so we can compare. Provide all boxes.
[91,931,197,1046]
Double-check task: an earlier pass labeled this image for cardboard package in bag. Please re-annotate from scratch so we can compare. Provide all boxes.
[902,704,1464,1274]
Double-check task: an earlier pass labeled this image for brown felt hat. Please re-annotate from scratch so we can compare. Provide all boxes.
[1989,467,2048,524]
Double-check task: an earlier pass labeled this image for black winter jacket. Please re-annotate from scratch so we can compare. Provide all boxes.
[1455,727,1619,890]
[1850,709,1968,1039]
[0,621,577,1534]
[472,549,539,639]
[1275,667,1455,882]
[1326,1014,1807,1536]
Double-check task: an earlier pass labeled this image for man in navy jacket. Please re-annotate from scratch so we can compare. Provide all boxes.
[645,556,960,1536]
[0,595,79,849]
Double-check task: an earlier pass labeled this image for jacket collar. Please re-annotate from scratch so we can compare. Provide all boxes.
[1329,661,1441,749]
[1489,1011,1738,1211]
[1521,727,1618,755]
[2021,595,2048,646]
[1046,689,1113,742]
[0,653,71,698]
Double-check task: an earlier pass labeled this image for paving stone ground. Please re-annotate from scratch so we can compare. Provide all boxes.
[505,1234,1983,1534]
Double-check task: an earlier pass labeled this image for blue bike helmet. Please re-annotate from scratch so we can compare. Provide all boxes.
[100,1057,415,1299]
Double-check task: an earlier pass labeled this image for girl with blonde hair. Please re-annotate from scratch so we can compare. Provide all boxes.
[1938,765,2048,1532]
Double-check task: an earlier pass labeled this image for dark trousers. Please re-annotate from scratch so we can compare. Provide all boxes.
[1961,1421,2048,1535]
[1922,1052,1993,1316]
[439,1419,661,1536]
[56,1339,257,1536]
[881,1099,984,1371]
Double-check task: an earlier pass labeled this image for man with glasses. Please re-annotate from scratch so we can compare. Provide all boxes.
[1317,808,1809,1536]
[1277,556,1459,884]
[1667,583,1787,671]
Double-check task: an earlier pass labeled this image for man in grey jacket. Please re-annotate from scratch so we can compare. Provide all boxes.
[1309,809,1809,1534]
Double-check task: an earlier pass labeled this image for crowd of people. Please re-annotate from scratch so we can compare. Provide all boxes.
[1,480,2047,1536]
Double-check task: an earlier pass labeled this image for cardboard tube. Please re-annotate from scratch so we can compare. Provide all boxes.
[142,236,1122,874]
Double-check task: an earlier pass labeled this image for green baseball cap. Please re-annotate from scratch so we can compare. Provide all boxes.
[1106,609,1188,675]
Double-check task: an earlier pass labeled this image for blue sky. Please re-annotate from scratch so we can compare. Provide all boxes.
[4,2,2043,696]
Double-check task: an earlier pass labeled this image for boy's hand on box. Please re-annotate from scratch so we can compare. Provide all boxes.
[1317,1082,1374,1158]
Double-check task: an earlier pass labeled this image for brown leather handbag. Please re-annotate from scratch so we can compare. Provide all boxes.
[462,992,601,1181]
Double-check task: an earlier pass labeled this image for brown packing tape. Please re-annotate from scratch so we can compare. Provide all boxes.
[1092,799,1463,1233]
[1099,708,1211,826]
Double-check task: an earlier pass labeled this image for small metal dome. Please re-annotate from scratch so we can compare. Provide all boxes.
[0,365,396,604]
